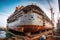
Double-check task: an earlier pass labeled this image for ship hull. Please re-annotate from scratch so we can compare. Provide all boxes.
[8,25,52,32]
[7,8,53,32]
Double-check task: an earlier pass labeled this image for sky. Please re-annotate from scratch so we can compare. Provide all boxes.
[0,0,59,28]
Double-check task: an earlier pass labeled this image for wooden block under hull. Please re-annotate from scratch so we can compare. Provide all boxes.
[8,25,53,32]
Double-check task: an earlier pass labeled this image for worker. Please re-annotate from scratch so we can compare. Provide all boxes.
[38,35,46,40]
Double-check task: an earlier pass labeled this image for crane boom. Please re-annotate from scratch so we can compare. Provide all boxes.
[48,0,52,9]
[47,0,54,26]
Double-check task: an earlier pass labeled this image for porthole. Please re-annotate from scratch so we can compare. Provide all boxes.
[31,16,33,18]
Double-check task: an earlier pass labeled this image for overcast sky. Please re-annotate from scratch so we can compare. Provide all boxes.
[0,0,59,28]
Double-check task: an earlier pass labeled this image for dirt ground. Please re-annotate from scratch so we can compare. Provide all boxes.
[0,37,57,40]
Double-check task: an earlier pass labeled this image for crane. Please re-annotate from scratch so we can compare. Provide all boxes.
[47,0,54,27]
[47,0,55,36]
[47,0,54,25]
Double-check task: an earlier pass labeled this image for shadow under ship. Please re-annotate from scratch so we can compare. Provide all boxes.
[7,4,53,33]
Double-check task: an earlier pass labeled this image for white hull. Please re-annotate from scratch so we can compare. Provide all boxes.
[7,13,43,28]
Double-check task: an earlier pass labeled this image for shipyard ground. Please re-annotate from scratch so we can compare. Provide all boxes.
[0,30,60,40]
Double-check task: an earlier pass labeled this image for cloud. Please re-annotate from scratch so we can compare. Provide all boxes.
[0,12,11,28]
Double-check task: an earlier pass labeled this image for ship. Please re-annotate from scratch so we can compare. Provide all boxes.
[7,4,53,33]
